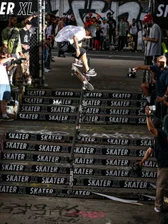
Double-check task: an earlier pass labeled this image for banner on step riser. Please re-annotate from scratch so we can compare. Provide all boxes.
[4,143,154,157]
[0,185,97,198]
[0,164,157,178]
[1,175,155,190]
[0,0,37,17]
[22,97,146,107]
[6,132,70,142]
[5,133,153,146]
[5,142,71,152]
[20,105,145,116]
[2,153,157,167]
[18,113,147,124]
[25,90,145,100]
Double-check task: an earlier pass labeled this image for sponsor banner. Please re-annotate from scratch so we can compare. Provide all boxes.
[22,97,77,105]
[154,1,168,30]
[2,153,69,163]
[22,97,146,107]
[0,163,157,178]
[0,185,97,198]
[78,137,153,146]
[3,143,154,159]
[18,113,76,123]
[74,178,155,189]
[6,132,71,142]
[25,90,145,100]
[5,142,71,153]
[2,153,157,167]
[1,174,69,185]
[0,164,70,174]
[18,113,146,124]
[20,105,76,113]
[0,0,37,17]
[20,105,145,116]
[5,132,153,146]
[1,174,155,190]
[0,185,155,201]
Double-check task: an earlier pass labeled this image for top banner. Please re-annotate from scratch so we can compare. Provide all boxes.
[153,1,168,30]
[0,0,37,18]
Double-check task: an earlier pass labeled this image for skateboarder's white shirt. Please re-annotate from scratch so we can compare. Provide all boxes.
[55,25,86,44]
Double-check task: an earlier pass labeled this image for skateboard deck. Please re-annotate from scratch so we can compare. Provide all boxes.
[71,64,94,91]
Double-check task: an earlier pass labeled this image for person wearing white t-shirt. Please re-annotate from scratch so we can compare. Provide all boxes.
[0,47,15,121]
[55,25,97,77]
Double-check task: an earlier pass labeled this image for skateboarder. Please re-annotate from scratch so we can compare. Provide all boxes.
[55,25,97,77]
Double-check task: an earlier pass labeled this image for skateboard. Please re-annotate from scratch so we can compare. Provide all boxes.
[71,64,94,91]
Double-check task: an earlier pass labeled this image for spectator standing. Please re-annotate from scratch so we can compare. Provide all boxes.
[143,14,162,65]
[117,18,129,51]
[20,21,32,85]
[100,18,109,50]
[129,18,139,52]
[106,13,116,46]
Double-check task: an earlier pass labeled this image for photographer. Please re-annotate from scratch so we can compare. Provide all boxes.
[137,106,168,213]
[133,55,168,120]
[0,46,15,121]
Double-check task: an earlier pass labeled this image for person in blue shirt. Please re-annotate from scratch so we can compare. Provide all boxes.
[134,55,168,120]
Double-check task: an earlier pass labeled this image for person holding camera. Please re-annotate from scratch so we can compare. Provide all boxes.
[0,46,15,121]
[133,55,168,120]
[137,106,168,213]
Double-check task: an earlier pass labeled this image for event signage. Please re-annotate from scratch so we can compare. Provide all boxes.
[2,153,157,167]
[25,90,145,100]
[0,163,157,178]
[5,132,153,146]
[0,0,37,17]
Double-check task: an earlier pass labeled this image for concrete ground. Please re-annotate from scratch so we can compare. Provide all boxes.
[0,193,167,224]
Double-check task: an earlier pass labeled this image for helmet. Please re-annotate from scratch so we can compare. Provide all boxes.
[143,14,153,23]
[86,25,97,37]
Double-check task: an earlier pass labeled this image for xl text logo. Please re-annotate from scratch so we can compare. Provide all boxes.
[0,2,33,15]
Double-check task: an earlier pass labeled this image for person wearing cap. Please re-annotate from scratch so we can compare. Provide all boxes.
[55,25,97,77]
[134,55,168,120]
[143,14,162,65]
[137,106,168,213]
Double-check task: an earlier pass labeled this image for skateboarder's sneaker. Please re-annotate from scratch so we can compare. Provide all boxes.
[84,68,97,77]
[73,59,83,67]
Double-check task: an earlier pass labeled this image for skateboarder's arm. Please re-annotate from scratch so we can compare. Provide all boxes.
[73,35,81,57]
[73,35,80,49]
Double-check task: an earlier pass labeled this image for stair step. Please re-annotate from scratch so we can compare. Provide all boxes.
[24,88,145,100]
[0,162,157,178]
[17,112,147,124]
[5,131,153,146]
[1,151,157,168]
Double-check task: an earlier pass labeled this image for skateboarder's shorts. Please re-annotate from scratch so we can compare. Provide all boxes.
[57,42,86,58]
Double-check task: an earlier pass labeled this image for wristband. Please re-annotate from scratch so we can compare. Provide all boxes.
[164,95,168,98]
[146,115,150,118]
[76,48,79,50]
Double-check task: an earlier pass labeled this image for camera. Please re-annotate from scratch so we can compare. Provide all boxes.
[129,163,142,177]
[149,105,156,112]
[11,58,26,65]
[127,68,136,78]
